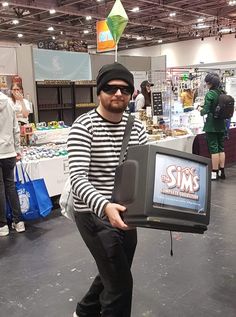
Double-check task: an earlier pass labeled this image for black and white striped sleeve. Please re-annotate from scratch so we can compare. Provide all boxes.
[67,120,109,217]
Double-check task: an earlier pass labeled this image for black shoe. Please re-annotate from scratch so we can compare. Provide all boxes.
[218,169,226,179]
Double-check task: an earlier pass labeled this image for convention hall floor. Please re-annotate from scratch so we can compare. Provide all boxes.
[1,165,236,317]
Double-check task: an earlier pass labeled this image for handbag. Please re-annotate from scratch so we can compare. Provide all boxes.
[60,114,135,221]
[59,176,75,222]
[15,163,53,220]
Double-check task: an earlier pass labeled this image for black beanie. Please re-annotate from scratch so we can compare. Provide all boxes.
[96,62,134,95]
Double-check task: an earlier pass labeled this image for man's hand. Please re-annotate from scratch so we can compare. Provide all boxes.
[16,153,22,161]
[104,203,128,229]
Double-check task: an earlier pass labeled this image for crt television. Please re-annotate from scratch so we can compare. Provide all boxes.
[112,144,211,234]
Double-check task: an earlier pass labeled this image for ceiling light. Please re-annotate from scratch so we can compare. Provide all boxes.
[136,36,143,40]
[193,23,209,29]
[131,7,139,12]
[60,31,63,35]
[2,2,9,7]
[49,9,56,14]
[52,36,56,40]
[86,16,92,20]
[158,39,163,43]
[197,18,204,23]
[17,33,23,38]
[219,28,232,33]
[22,10,30,16]
[12,19,19,25]
[229,0,236,6]
[169,12,176,17]
[83,30,89,34]
[47,26,54,31]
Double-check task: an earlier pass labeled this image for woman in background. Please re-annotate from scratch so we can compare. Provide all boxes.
[9,83,32,125]
[135,80,153,111]
[181,88,194,112]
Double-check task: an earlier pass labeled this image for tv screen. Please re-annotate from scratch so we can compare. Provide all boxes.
[153,154,207,215]
[112,144,211,233]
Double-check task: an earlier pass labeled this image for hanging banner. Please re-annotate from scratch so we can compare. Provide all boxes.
[33,49,91,81]
[96,20,116,53]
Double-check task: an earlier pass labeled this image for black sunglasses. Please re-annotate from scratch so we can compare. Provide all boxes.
[102,84,132,96]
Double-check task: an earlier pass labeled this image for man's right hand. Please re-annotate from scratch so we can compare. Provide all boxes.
[104,203,128,229]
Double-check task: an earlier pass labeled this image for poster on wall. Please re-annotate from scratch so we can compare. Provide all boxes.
[96,20,116,53]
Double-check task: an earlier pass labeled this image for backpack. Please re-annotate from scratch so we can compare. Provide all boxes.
[214,93,235,119]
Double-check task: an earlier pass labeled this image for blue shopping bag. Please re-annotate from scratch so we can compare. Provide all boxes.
[15,164,53,220]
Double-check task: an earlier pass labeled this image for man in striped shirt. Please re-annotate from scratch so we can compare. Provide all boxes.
[68,62,147,317]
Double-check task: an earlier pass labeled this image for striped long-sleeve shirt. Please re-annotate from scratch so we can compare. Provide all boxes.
[67,109,147,217]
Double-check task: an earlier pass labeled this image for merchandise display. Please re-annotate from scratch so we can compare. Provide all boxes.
[20,122,70,146]
[21,144,68,162]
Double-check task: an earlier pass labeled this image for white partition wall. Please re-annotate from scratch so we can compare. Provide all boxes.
[16,45,38,121]
[122,33,236,68]
[0,47,17,75]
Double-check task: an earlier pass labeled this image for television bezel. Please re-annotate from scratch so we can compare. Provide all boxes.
[121,144,211,228]
[143,145,211,226]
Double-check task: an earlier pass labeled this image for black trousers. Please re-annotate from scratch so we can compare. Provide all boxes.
[0,157,21,225]
[75,212,137,317]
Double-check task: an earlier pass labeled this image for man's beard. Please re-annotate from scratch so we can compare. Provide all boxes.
[104,99,128,113]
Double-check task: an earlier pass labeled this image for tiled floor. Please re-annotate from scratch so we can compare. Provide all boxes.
[0,165,236,317]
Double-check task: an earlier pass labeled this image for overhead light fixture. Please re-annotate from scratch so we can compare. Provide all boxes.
[47,26,54,31]
[83,30,89,34]
[197,18,204,23]
[193,23,209,29]
[60,31,63,35]
[17,33,23,38]
[158,39,163,43]
[86,16,92,20]
[229,0,236,6]
[169,12,176,17]
[219,28,232,33]
[12,19,19,25]
[49,9,56,14]
[131,7,139,12]
[2,2,9,7]
[52,36,56,40]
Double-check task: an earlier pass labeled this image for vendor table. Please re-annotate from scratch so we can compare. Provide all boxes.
[17,156,69,197]
[17,134,195,197]
[149,134,195,153]
[192,127,236,165]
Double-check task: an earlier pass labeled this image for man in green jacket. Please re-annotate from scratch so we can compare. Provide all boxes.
[199,73,226,180]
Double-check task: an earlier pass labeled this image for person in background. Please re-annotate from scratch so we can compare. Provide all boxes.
[0,92,25,236]
[135,80,153,111]
[9,82,32,125]
[181,87,194,112]
[67,62,147,317]
[198,73,226,180]
[128,89,140,113]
